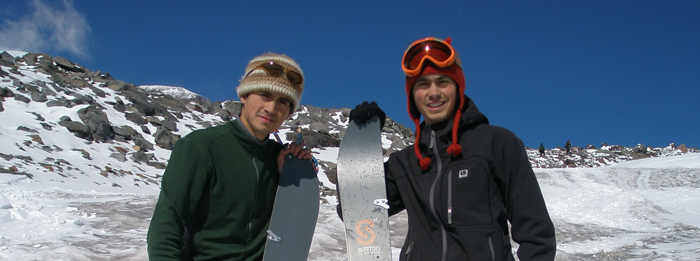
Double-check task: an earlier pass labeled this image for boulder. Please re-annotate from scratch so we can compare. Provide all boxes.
[14,94,30,103]
[65,121,90,138]
[125,112,147,125]
[309,122,329,133]
[53,56,84,72]
[0,51,14,66]
[78,105,112,141]
[107,80,131,91]
[154,127,178,150]
[113,125,137,139]
[110,153,127,162]
[131,151,152,163]
[46,99,71,108]
[0,87,14,97]
[133,136,154,151]
[161,120,177,131]
[31,92,48,102]
[90,86,106,97]
[23,53,40,66]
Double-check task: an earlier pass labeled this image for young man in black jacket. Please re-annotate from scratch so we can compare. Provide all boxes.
[348,37,556,260]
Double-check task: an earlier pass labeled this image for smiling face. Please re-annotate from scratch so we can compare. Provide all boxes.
[411,74,458,125]
[239,91,292,140]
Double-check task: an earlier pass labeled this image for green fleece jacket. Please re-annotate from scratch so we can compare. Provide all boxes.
[148,119,283,261]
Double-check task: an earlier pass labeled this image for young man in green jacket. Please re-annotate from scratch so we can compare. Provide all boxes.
[147,53,311,260]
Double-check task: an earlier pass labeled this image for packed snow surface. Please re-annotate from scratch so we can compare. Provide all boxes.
[1,151,699,260]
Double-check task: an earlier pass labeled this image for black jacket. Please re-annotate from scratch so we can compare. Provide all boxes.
[385,95,556,260]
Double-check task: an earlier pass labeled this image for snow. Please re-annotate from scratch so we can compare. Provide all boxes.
[138,85,210,102]
[2,148,700,260]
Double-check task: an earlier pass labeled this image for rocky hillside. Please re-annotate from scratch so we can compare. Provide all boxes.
[0,51,696,192]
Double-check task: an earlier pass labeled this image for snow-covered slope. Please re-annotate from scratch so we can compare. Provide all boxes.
[2,51,699,260]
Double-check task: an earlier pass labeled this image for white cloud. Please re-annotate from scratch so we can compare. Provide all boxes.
[0,0,91,58]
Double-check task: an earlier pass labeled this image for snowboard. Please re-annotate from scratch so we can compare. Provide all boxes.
[263,141,320,261]
[337,116,392,261]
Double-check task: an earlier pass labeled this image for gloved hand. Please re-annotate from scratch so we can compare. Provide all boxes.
[349,101,386,129]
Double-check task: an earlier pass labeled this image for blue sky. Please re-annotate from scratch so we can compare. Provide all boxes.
[1,0,699,149]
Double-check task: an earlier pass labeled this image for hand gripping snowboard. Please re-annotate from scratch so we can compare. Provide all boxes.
[263,142,320,261]
[337,116,392,261]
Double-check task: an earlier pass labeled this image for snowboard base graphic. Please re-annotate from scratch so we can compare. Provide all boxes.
[337,116,392,261]
[262,155,319,261]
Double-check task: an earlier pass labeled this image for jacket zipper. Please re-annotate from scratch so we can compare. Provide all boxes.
[246,146,261,245]
[447,170,453,225]
[427,129,447,261]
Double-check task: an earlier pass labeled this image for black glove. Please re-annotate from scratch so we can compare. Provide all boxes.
[349,101,386,129]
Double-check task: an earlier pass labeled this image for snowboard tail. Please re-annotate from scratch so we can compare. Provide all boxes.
[262,154,319,261]
[337,116,392,261]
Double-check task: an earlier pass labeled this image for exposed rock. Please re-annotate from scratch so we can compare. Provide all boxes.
[53,56,84,73]
[17,126,36,133]
[72,149,91,159]
[65,121,90,134]
[222,101,242,118]
[31,92,48,102]
[186,103,204,113]
[131,151,153,163]
[309,122,329,133]
[40,86,56,96]
[154,95,188,112]
[140,125,151,135]
[46,99,71,108]
[35,54,55,73]
[113,125,138,140]
[133,136,154,151]
[113,102,126,112]
[71,94,94,105]
[110,153,127,162]
[107,80,132,91]
[22,53,39,66]
[0,87,14,97]
[318,161,337,185]
[14,94,30,103]
[78,105,112,141]
[147,162,167,170]
[125,112,147,125]
[58,116,72,127]
[0,51,14,66]
[287,129,340,148]
[89,71,112,83]
[153,127,179,150]
[90,86,106,97]
[633,144,648,154]
[161,120,177,131]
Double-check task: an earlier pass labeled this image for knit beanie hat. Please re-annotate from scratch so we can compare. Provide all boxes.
[237,53,304,112]
[404,37,466,170]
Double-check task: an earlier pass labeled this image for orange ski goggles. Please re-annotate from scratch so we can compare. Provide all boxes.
[246,61,304,85]
[402,37,461,77]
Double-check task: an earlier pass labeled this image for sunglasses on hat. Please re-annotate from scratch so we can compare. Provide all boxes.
[402,37,461,77]
[246,61,304,85]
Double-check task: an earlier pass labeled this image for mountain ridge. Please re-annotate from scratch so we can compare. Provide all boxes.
[1,51,697,193]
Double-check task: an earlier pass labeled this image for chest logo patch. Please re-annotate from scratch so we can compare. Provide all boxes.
[458,169,469,178]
